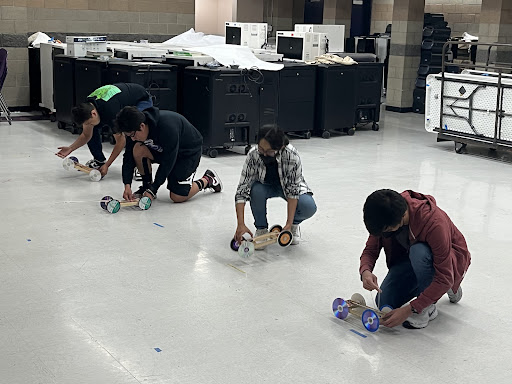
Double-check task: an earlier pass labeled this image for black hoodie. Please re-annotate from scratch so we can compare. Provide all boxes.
[122,107,203,189]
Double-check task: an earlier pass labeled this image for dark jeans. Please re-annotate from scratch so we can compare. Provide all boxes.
[86,98,154,162]
[249,181,317,229]
[375,243,435,310]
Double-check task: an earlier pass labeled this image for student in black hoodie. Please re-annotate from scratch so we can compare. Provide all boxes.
[56,83,153,177]
[115,106,222,203]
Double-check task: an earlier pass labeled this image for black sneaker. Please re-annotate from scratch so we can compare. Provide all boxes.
[203,169,222,193]
[133,185,157,200]
[85,159,105,169]
[133,169,143,181]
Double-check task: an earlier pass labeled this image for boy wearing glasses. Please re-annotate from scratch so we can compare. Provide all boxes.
[56,83,153,177]
[115,106,222,203]
[234,126,317,246]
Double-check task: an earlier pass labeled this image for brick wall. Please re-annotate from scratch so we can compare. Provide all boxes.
[0,0,195,107]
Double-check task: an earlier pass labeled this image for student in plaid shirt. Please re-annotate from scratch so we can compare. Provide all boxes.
[234,126,317,247]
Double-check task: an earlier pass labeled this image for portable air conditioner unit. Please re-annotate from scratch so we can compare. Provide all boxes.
[65,36,107,57]
[225,22,268,49]
[276,31,327,62]
[294,24,345,52]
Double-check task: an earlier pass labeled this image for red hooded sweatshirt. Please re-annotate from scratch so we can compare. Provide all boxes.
[359,190,471,313]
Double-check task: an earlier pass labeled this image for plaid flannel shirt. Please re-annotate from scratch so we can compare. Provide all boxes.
[235,144,312,204]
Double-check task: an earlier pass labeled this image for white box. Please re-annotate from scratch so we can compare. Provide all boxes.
[65,36,107,57]
[295,24,345,52]
[276,31,327,62]
[225,22,268,50]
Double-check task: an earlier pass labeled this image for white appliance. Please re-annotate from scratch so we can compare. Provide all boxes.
[164,52,213,66]
[65,36,107,57]
[276,31,327,62]
[225,22,268,49]
[252,49,284,62]
[295,24,345,52]
[111,46,168,60]
[39,41,66,112]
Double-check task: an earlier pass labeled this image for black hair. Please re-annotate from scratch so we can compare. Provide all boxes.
[363,189,408,236]
[71,103,95,125]
[114,106,146,133]
[257,125,289,150]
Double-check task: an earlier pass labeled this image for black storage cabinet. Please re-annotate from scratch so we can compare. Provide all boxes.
[107,61,178,111]
[260,62,317,138]
[74,58,109,104]
[182,66,260,158]
[315,62,383,138]
[28,47,41,109]
[53,54,78,132]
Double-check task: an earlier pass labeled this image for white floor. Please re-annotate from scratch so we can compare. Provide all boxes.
[1,111,512,383]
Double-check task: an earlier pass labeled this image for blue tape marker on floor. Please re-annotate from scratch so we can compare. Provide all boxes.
[350,329,367,338]
[153,223,164,228]
[154,348,162,352]
[27,239,31,242]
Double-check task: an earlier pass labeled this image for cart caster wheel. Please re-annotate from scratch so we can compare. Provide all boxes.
[332,298,349,320]
[230,238,240,251]
[101,196,113,210]
[305,131,311,139]
[455,142,467,154]
[245,145,252,155]
[207,149,218,158]
[57,121,66,130]
[277,230,293,247]
[362,309,380,332]
[50,114,56,122]
[322,131,330,139]
[347,128,356,136]
[269,224,283,233]
[372,123,379,131]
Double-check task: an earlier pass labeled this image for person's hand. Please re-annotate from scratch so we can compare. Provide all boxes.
[235,224,253,243]
[283,223,292,232]
[381,305,413,328]
[99,164,109,177]
[56,146,72,158]
[362,270,382,292]
[143,191,155,201]
[123,185,135,202]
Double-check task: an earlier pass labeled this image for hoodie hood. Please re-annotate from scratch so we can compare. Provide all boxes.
[401,190,437,239]
[143,107,160,129]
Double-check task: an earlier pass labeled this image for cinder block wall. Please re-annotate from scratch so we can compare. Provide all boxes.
[371,0,482,36]
[0,0,195,108]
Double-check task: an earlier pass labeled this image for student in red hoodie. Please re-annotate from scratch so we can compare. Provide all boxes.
[359,189,471,329]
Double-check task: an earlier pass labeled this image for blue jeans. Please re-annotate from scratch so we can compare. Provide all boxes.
[87,97,153,161]
[375,243,435,309]
[250,181,317,229]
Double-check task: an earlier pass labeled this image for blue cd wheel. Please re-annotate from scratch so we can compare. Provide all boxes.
[230,238,240,251]
[332,298,349,320]
[69,156,78,163]
[101,196,113,210]
[362,309,380,332]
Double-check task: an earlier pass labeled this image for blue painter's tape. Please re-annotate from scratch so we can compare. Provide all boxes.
[350,329,367,338]
[27,239,31,242]
[153,223,164,228]
[154,348,162,352]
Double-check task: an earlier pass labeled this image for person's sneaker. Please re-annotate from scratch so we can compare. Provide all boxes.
[254,228,269,250]
[447,287,463,303]
[291,224,300,245]
[403,304,438,329]
[85,159,105,169]
[203,169,223,193]
[133,185,156,200]
[133,169,143,181]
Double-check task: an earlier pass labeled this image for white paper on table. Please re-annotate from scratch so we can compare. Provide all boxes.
[28,32,52,47]
[191,45,284,71]
[162,29,225,48]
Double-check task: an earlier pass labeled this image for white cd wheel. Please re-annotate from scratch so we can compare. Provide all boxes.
[238,241,254,258]
[62,158,75,171]
[89,170,102,182]
[351,293,366,306]
[138,196,152,210]
[106,199,121,214]
[380,305,393,315]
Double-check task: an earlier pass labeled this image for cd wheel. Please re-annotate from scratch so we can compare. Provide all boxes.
[362,309,380,332]
[332,298,349,320]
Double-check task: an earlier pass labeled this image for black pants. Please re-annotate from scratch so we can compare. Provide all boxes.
[86,126,107,162]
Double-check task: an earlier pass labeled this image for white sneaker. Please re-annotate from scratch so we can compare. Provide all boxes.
[254,228,269,250]
[403,304,438,329]
[447,287,463,303]
[133,170,142,181]
[291,224,300,245]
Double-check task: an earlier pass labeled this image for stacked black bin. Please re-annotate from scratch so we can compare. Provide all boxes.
[182,67,260,158]
[53,55,78,132]
[414,13,452,114]
[107,61,178,111]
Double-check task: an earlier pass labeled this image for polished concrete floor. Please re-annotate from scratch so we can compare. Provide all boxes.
[1,110,511,383]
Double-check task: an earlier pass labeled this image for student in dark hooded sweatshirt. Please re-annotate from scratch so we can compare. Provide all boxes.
[115,106,222,203]
[359,189,471,329]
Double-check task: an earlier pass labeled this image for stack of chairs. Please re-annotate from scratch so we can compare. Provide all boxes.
[0,48,12,125]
